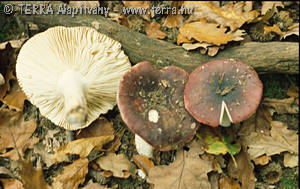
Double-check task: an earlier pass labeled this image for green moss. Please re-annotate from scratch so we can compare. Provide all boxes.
[260,74,298,99]
[279,169,298,189]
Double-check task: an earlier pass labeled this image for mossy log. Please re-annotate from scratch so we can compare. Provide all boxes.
[15,13,299,74]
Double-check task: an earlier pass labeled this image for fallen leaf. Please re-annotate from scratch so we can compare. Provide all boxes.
[145,22,167,39]
[133,154,154,176]
[0,178,24,189]
[207,46,219,56]
[33,142,54,167]
[253,155,271,166]
[262,97,299,114]
[219,175,241,189]
[261,1,284,15]
[18,160,49,189]
[281,23,299,39]
[0,38,28,50]
[287,85,299,99]
[227,150,256,189]
[163,1,184,28]
[147,150,213,189]
[76,117,115,139]
[0,109,38,160]
[283,152,298,168]
[243,121,298,159]
[82,180,107,189]
[52,135,114,163]
[182,42,213,51]
[238,104,272,136]
[179,22,245,45]
[177,33,195,45]
[2,79,27,111]
[96,152,136,178]
[122,1,151,21]
[183,1,259,31]
[52,158,89,189]
[264,24,284,35]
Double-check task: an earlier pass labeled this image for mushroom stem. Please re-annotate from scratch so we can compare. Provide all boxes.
[135,134,153,158]
[57,70,87,129]
[219,100,233,127]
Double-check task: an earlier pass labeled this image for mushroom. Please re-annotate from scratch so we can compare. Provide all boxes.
[16,26,131,130]
[118,62,198,158]
[184,59,263,127]
[0,73,4,86]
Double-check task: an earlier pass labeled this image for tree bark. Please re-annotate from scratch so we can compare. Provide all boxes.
[15,13,299,74]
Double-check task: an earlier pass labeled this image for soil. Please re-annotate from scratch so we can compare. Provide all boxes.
[0,1,299,189]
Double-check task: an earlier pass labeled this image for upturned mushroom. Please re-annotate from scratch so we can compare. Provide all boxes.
[184,59,263,127]
[118,62,198,158]
[16,26,131,130]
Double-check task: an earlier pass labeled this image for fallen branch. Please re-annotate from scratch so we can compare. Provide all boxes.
[15,13,299,74]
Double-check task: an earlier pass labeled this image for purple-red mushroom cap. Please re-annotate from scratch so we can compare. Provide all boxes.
[184,59,263,127]
[118,62,198,151]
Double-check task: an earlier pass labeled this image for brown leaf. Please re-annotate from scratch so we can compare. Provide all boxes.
[262,97,299,114]
[145,22,167,39]
[0,178,24,189]
[179,22,245,45]
[133,154,154,176]
[76,117,115,139]
[52,135,114,163]
[243,121,298,159]
[122,1,151,21]
[18,160,49,189]
[283,152,298,168]
[0,109,38,160]
[253,155,271,166]
[219,175,241,189]
[261,1,284,15]
[227,150,256,189]
[52,158,89,189]
[0,166,14,177]
[2,79,27,111]
[264,24,284,35]
[0,38,28,50]
[238,104,272,136]
[163,1,184,28]
[183,1,259,31]
[147,150,213,189]
[96,152,136,178]
[0,45,15,100]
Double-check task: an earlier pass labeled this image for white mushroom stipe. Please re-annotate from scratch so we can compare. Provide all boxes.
[148,109,159,123]
[56,70,87,129]
[135,134,153,158]
[219,100,233,127]
[0,73,4,86]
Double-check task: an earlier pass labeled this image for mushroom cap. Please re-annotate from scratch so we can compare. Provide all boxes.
[16,26,131,130]
[184,59,263,127]
[118,62,198,151]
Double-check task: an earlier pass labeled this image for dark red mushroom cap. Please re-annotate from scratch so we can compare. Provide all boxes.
[118,62,198,151]
[184,59,263,127]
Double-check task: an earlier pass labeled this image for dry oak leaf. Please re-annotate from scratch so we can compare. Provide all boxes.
[52,158,89,189]
[147,150,213,189]
[122,1,151,21]
[163,1,184,28]
[18,160,49,189]
[179,22,245,45]
[253,155,271,166]
[244,121,298,159]
[283,152,298,168]
[0,178,23,189]
[262,97,299,114]
[145,22,167,39]
[0,109,38,160]
[96,152,136,178]
[82,180,108,189]
[227,150,256,189]
[183,1,259,31]
[264,24,284,35]
[76,117,115,139]
[2,79,27,111]
[133,154,154,176]
[52,135,114,163]
[219,175,241,189]
[261,1,284,15]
